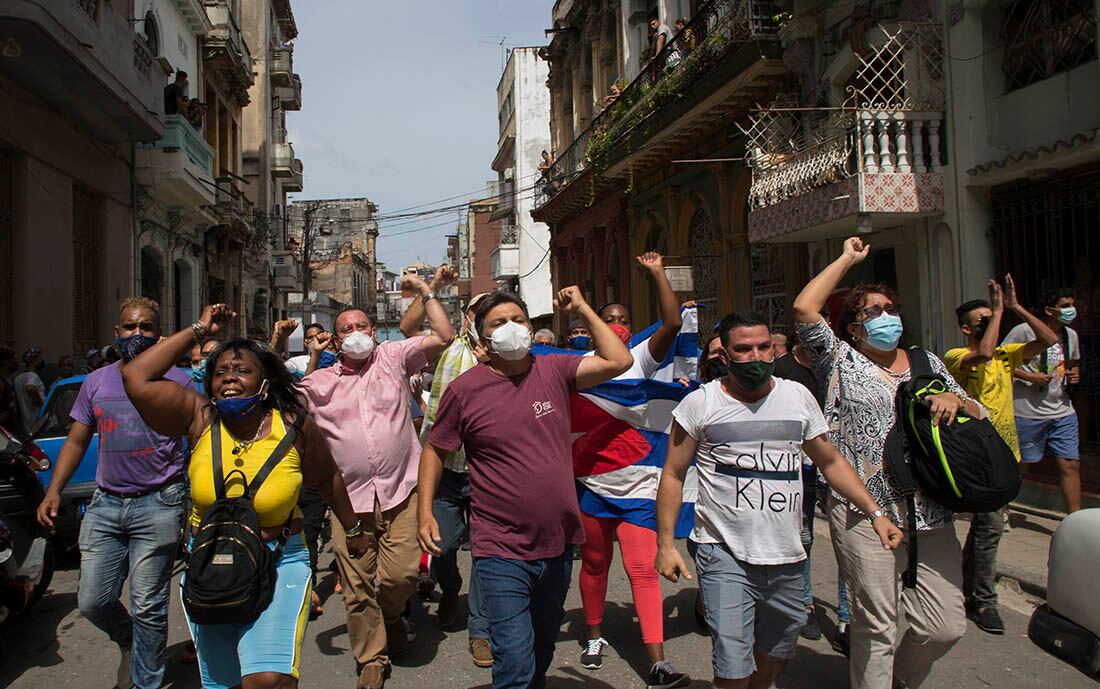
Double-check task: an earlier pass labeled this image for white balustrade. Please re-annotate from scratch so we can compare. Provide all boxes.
[855,111,943,176]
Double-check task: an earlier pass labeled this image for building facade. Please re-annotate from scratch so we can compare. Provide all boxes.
[491,47,554,318]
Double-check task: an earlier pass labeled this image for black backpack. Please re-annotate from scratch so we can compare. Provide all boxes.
[182,418,298,625]
[885,347,1021,587]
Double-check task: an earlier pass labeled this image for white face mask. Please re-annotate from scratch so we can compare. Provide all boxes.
[485,321,531,361]
[340,330,376,360]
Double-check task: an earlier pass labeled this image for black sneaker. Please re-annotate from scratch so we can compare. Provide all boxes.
[968,606,1005,635]
[646,660,690,689]
[800,608,823,640]
[830,625,850,657]
[580,637,608,669]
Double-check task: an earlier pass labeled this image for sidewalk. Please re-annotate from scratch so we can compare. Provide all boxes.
[954,507,1061,599]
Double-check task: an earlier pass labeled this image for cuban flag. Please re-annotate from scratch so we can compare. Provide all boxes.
[532,307,703,538]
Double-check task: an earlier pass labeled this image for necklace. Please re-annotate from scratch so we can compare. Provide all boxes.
[228,411,269,457]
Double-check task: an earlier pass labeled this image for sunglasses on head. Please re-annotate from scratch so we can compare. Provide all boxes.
[861,304,901,320]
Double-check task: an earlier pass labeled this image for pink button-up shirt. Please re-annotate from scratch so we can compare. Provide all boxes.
[299,337,428,513]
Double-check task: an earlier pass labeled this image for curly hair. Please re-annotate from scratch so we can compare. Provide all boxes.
[119,297,159,319]
[835,283,902,345]
[203,338,307,424]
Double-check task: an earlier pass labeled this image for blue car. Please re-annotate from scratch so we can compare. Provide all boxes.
[33,375,97,546]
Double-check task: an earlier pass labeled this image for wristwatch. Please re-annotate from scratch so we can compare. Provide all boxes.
[868,509,887,521]
[422,291,437,303]
[345,520,364,538]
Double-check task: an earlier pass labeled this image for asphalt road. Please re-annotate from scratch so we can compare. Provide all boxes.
[1,522,1095,689]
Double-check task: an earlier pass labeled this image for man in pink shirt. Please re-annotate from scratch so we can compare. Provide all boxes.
[300,272,454,689]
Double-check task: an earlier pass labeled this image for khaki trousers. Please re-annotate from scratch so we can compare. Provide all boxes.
[332,491,421,670]
[828,497,967,689]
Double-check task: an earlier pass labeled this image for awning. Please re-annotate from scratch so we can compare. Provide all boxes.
[966,129,1100,186]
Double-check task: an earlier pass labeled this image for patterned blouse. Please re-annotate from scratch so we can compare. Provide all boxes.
[797,319,976,531]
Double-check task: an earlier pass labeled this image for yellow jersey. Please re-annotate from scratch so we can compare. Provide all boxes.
[189,410,304,527]
[943,343,1027,461]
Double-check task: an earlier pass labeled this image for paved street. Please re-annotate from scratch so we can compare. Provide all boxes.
[1,514,1093,689]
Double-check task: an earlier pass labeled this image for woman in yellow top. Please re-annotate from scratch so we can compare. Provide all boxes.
[123,304,368,689]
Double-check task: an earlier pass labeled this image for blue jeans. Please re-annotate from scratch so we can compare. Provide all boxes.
[78,482,186,689]
[475,552,572,689]
[431,469,489,639]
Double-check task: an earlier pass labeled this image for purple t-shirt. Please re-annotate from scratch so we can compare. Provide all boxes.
[70,362,191,493]
[429,354,584,560]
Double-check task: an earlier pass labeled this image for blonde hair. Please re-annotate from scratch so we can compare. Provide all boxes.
[119,297,160,319]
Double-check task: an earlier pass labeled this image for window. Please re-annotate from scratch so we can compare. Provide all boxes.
[141,246,164,304]
[72,186,99,352]
[142,11,160,55]
[1002,0,1097,92]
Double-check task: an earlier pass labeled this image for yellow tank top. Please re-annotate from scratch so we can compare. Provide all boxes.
[189,410,304,528]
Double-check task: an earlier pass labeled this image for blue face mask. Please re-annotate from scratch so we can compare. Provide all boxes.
[1058,307,1077,325]
[862,313,903,351]
[214,380,268,423]
[191,359,206,383]
[116,334,158,362]
[318,350,337,369]
[569,335,591,350]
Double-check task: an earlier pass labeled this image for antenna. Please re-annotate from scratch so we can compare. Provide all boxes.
[478,35,510,69]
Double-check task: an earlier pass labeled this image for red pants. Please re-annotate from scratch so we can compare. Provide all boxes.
[578,512,664,644]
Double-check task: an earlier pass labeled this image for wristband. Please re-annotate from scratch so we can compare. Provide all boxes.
[868,509,886,521]
[345,520,364,538]
[191,321,209,346]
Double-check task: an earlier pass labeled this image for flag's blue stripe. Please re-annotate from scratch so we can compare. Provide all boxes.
[577,485,695,538]
[581,378,697,406]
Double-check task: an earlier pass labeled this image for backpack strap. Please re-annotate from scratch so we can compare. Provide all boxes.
[903,495,919,589]
[245,417,299,499]
[212,419,226,500]
[907,346,933,380]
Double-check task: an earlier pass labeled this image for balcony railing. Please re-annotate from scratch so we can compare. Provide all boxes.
[214,176,254,228]
[742,22,945,209]
[271,47,293,86]
[535,0,778,209]
[149,114,214,175]
[204,0,254,103]
[275,74,302,110]
[1002,0,1097,92]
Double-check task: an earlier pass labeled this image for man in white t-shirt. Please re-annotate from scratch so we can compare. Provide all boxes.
[15,348,47,435]
[656,310,901,689]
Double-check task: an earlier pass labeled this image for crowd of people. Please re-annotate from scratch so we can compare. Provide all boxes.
[16,237,1087,689]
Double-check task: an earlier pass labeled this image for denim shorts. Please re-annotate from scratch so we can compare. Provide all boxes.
[183,533,312,689]
[1017,414,1080,463]
[692,541,806,681]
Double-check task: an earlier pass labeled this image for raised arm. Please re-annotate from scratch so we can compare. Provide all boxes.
[654,421,697,582]
[399,265,457,338]
[636,252,683,363]
[303,330,332,377]
[270,318,299,353]
[1004,274,1059,361]
[793,237,870,323]
[121,304,229,440]
[557,285,633,388]
[399,272,455,362]
[957,279,1005,368]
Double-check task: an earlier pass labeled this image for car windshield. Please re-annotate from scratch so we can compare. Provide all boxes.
[38,382,81,438]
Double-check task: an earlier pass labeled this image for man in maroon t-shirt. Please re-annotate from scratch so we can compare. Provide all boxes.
[418,286,632,689]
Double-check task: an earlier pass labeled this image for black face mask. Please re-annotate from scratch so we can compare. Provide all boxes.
[704,357,729,381]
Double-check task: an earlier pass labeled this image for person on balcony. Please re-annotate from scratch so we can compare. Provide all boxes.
[648,15,679,71]
[164,70,189,116]
[187,98,207,134]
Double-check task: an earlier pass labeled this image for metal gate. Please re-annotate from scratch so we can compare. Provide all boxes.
[991,167,1100,454]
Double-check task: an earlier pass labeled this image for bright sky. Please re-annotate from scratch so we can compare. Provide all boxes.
[288,0,555,272]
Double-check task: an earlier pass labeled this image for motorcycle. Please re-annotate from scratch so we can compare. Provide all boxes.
[0,423,55,624]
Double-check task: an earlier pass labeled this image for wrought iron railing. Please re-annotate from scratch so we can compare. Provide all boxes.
[498,222,519,244]
[214,176,255,226]
[1002,0,1097,92]
[534,0,778,210]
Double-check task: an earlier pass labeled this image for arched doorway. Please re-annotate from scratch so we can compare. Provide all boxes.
[141,246,164,305]
[689,208,719,335]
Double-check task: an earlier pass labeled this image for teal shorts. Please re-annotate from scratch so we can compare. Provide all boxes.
[183,533,312,689]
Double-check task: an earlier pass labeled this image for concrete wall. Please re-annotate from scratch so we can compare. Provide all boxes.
[513,48,554,317]
[1,76,135,359]
[140,0,202,84]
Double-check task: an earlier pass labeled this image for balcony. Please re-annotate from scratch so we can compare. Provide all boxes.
[490,223,520,281]
[275,74,302,110]
[741,22,946,243]
[136,115,217,213]
[1,1,163,142]
[490,178,515,220]
[213,176,254,233]
[272,142,304,192]
[532,0,783,223]
[270,46,293,87]
[271,250,300,291]
[204,0,253,105]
